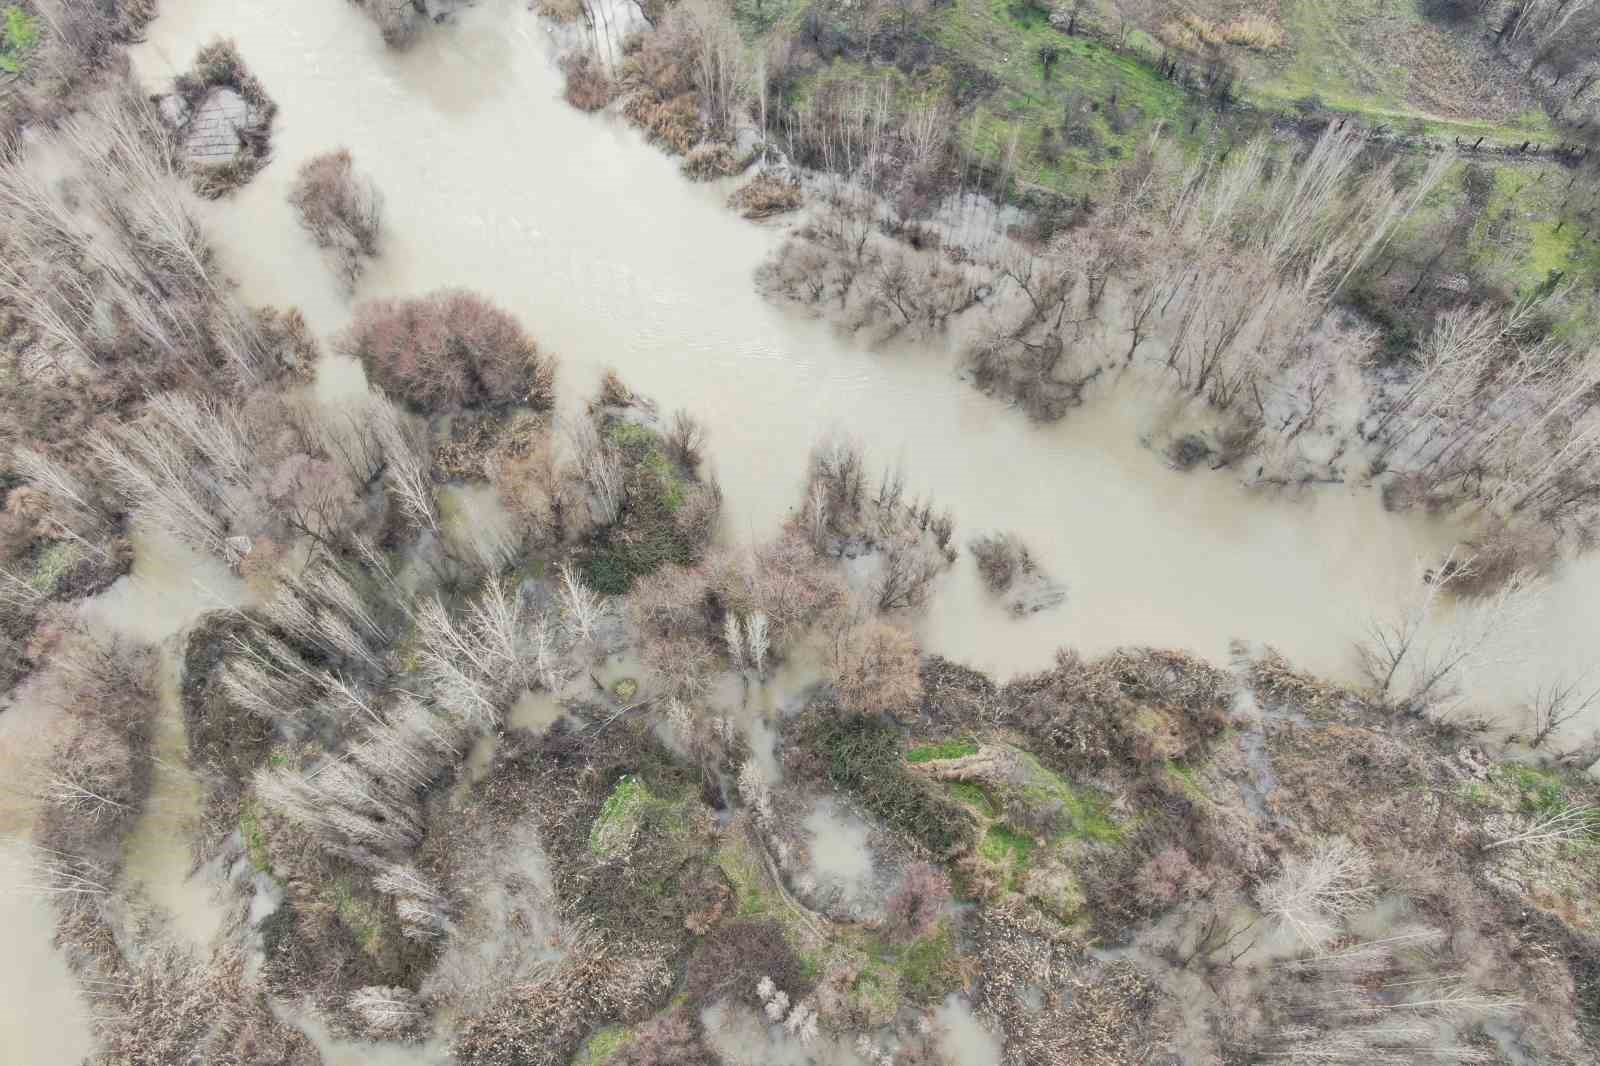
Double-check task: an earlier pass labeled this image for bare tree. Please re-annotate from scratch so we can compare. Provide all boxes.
[1524,676,1600,748]
[567,419,624,526]
[1488,803,1598,849]
[369,392,438,533]
[1256,838,1376,950]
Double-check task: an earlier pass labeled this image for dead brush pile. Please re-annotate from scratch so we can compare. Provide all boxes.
[453,936,675,1066]
[728,173,801,218]
[976,905,1158,1065]
[559,51,614,112]
[1002,647,1235,774]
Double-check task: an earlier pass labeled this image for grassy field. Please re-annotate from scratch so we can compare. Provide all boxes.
[756,0,1599,291]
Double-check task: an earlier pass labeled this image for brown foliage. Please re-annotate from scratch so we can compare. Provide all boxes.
[728,173,802,219]
[828,619,923,715]
[682,917,813,1008]
[612,1009,715,1066]
[681,142,744,181]
[453,938,674,1066]
[338,290,556,414]
[1131,845,1213,911]
[560,51,614,112]
[882,861,951,943]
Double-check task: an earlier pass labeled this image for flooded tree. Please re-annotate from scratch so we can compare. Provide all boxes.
[288,147,383,287]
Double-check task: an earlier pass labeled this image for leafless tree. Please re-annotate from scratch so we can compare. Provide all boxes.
[1523,676,1600,748]
[369,392,438,533]
[875,532,946,612]
[1488,802,1598,849]
[567,419,624,526]
[556,561,610,645]
[1256,838,1376,950]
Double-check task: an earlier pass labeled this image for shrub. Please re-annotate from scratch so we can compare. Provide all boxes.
[681,142,743,181]
[560,51,614,111]
[827,620,923,716]
[728,174,801,219]
[352,0,423,48]
[613,1009,714,1066]
[288,148,383,286]
[882,861,951,943]
[683,919,812,1009]
[969,532,1031,592]
[1131,846,1211,910]
[338,290,555,414]
[800,710,975,856]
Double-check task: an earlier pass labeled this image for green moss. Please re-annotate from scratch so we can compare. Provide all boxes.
[30,540,79,595]
[899,922,960,1004]
[1009,749,1122,844]
[981,824,1036,888]
[907,738,979,763]
[945,780,997,817]
[590,775,649,857]
[0,6,39,75]
[239,797,272,874]
[331,877,386,956]
[572,1025,629,1065]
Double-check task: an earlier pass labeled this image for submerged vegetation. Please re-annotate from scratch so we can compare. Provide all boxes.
[1,0,1599,1064]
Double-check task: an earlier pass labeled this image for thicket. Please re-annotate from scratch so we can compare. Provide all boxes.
[790,708,976,856]
[169,39,277,197]
[337,290,557,415]
[574,393,722,594]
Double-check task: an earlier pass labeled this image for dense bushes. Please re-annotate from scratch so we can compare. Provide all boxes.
[577,417,721,594]
[795,710,976,856]
[338,290,556,414]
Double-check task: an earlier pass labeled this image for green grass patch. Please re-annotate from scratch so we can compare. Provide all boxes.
[590,775,649,857]
[945,780,997,817]
[29,540,79,595]
[806,712,977,855]
[907,737,980,763]
[1251,0,1552,143]
[981,824,1035,888]
[1009,749,1122,844]
[0,6,39,76]
[239,796,272,874]
[899,922,960,1003]
[572,1025,630,1066]
[331,877,386,956]
[1501,764,1568,818]
[1165,761,1208,804]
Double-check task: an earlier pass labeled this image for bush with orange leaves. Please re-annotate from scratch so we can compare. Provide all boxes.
[827,619,923,716]
[338,290,556,415]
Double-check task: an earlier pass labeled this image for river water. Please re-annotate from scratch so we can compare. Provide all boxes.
[125,0,1507,687]
[3,0,1597,1059]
